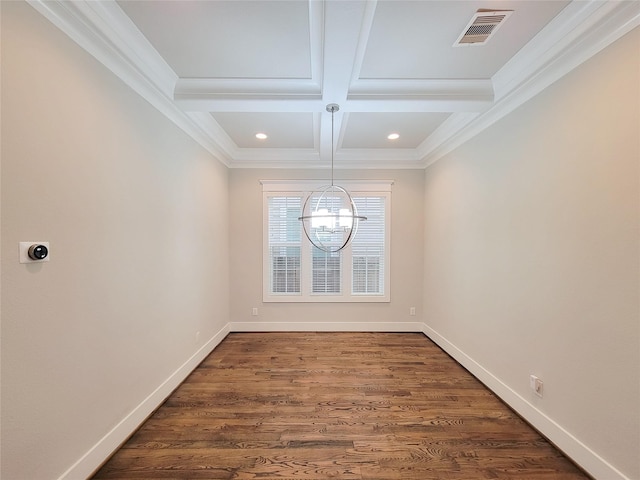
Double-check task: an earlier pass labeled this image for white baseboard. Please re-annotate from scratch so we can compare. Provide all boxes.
[420,322,629,480]
[230,321,424,332]
[58,323,231,480]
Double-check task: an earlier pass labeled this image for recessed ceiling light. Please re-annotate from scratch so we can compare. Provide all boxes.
[255,133,268,140]
[387,133,400,140]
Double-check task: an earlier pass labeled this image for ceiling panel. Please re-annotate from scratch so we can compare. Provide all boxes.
[342,112,451,149]
[212,112,315,149]
[360,1,570,79]
[118,0,312,78]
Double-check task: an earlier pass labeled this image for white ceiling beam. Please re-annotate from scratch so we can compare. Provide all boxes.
[308,0,324,91]
[320,0,369,159]
[349,78,494,98]
[320,0,369,106]
[174,78,321,97]
[175,98,325,113]
[174,96,491,113]
[344,97,492,113]
[174,78,493,113]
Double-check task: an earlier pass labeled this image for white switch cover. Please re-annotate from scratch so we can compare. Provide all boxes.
[19,242,50,263]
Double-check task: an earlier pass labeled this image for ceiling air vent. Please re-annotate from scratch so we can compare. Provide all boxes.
[454,10,513,47]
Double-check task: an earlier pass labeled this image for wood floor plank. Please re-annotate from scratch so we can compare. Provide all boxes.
[92,333,590,480]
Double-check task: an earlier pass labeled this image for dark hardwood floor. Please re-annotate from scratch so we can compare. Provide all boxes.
[92,332,590,479]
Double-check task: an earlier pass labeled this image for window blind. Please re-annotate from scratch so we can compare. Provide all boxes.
[312,250,341,294]
[268,196,301,294]
[351,196,385,295]
[309,192,345,294]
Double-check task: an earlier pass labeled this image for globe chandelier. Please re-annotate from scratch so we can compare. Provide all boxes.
[298,104,367,253]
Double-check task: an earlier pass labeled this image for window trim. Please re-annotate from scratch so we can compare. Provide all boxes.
[262,180,392,303]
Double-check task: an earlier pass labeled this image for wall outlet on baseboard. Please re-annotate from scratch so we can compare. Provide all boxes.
[530,375,543,397]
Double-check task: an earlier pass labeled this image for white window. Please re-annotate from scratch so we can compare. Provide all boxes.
[262,180,391,302]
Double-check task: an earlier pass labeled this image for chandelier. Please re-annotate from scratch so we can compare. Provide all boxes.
[298,104,366,253]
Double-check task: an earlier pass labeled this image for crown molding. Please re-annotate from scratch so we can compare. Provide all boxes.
[491,0,639,101]
[417,112,481,164]
[419,0,640,168]
[27,0,177,96]
[26,0,233,166]
[260,180,395,192]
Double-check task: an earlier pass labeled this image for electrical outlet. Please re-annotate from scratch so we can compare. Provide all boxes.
[409,307,416,316]
[530,375,543,398]
[252,307,258,316]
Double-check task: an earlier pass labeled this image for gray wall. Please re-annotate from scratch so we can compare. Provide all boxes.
[422,27,639,479]
[1,3,230,478]
[229,168,424,327]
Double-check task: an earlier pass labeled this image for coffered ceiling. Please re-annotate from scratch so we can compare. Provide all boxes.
[28,0,640,168]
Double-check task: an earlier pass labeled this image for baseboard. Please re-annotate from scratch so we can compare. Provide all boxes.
[58,323,231,480]
[231,321,424,332]
[420,322,629,480]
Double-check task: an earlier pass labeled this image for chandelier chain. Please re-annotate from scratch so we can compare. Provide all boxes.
[331,106,334,186]
[327,103,339,187]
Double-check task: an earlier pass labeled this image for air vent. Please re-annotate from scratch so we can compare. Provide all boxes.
[454,10,513,47]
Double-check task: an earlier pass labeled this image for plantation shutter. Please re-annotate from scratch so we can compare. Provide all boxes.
[309,191,344,294]
[351,196,385,295]
[312,250,342,294]
[268,196,302,294]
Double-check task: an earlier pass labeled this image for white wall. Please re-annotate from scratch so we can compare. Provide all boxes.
[423,27,639,479]
[1,3,230,479]
[229,168,424,329]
